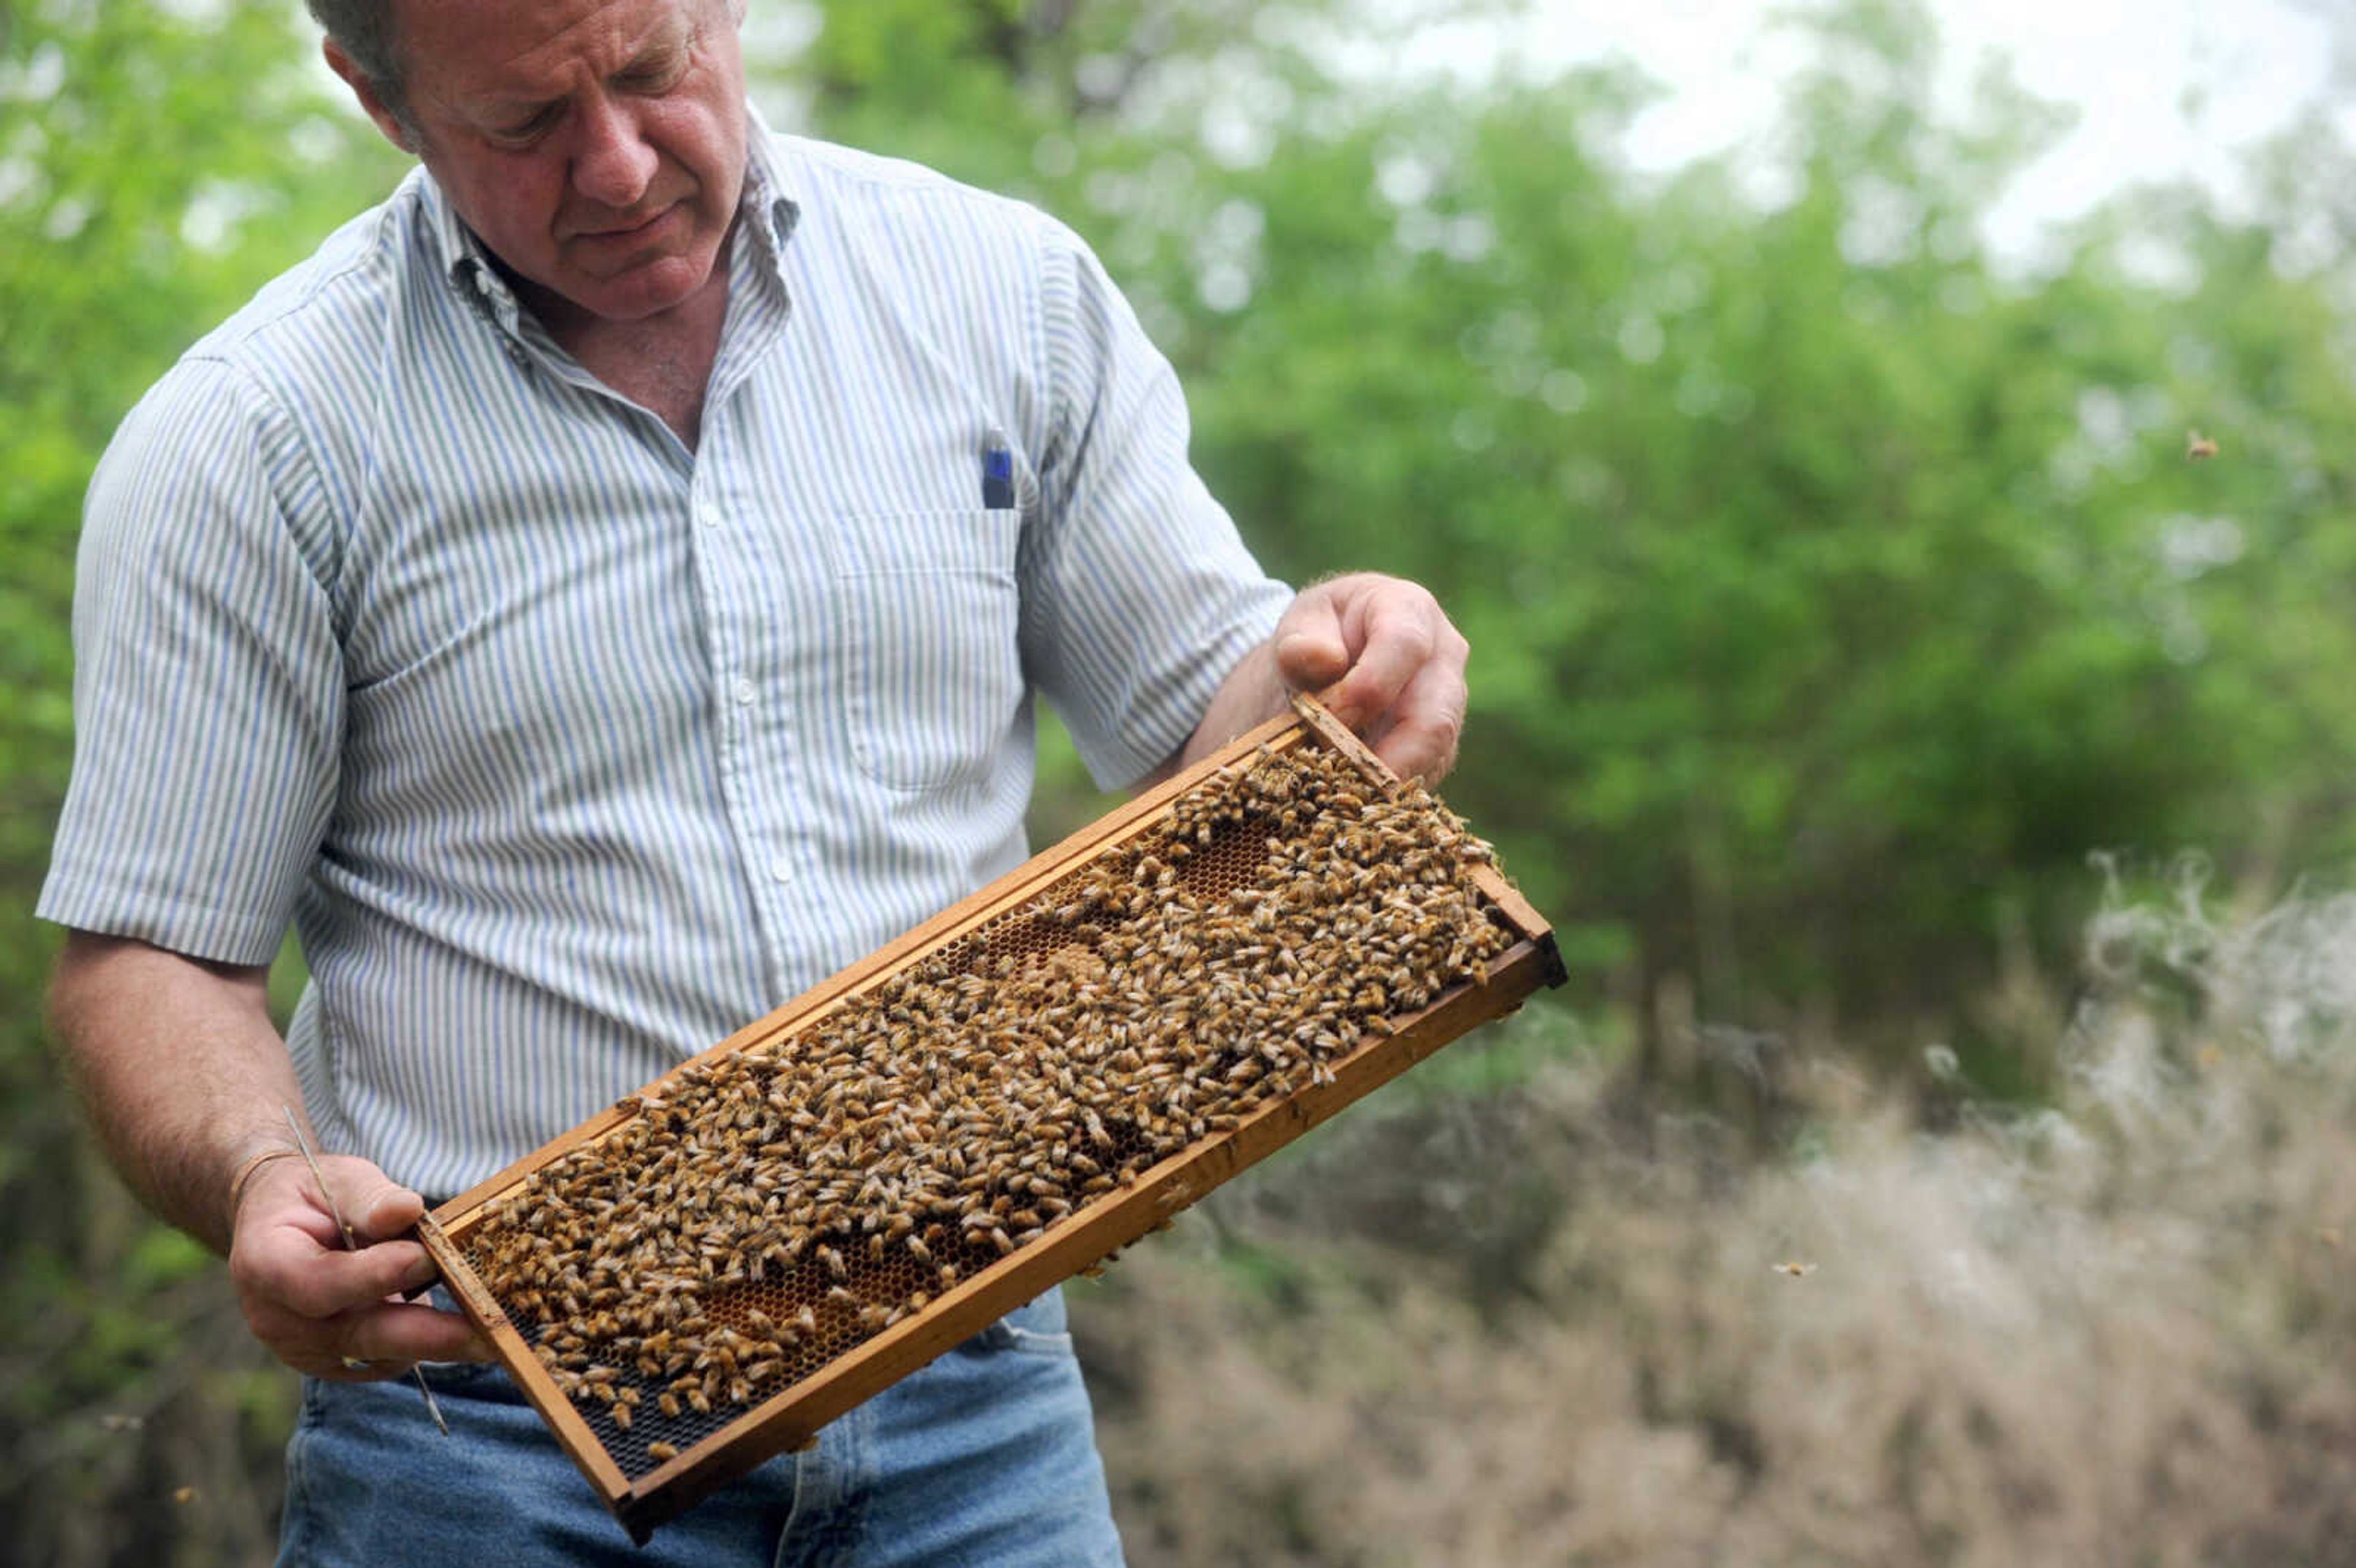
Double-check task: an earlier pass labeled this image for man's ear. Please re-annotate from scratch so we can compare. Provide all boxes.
[323,37,418,155]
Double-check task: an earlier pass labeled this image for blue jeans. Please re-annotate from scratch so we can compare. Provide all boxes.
[275,1289,1125,1567]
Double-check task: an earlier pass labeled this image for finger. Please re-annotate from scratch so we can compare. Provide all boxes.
[342,1168,427,1245]
[266,1302,490,1381]
[1324,588,1441,731]
[1368,650,1468,786]
[1271,594,1351,694]
[250,1231,442,1320]
[345,1302,491,1367]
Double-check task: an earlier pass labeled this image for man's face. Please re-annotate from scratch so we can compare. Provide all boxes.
[334,0,749,328]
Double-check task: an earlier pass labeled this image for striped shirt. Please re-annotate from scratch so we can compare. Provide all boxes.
[38,118,1291,1197]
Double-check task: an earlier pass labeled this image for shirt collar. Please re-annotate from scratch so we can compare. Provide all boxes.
[427,98,801,320]
[737,98,803,266]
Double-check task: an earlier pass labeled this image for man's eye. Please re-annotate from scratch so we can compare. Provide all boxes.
[496,106,563,143]
[620,55,688,93]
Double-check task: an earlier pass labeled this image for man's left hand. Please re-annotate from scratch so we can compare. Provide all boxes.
[1177,572,1469,787]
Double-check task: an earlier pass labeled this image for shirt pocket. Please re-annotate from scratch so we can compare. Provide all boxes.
[828,508,1024,793]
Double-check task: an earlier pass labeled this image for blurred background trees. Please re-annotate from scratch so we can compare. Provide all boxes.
[7,0,2355,1562]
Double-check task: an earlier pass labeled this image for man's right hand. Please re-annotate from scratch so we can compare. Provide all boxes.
[228,1151,491,1380]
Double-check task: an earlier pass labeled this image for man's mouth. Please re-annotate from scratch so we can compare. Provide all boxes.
[577,203,676,240]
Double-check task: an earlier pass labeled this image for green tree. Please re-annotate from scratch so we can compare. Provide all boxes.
[0,7,404,1562]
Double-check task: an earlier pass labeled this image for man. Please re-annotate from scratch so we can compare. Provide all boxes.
[40,1,1469,1562]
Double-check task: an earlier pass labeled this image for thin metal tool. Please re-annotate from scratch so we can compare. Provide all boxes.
[282,1105,451,1437]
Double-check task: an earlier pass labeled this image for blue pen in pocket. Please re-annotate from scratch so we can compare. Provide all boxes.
[981,438,1015,509]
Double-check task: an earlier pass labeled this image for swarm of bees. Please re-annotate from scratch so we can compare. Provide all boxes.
[464,740,1515,1471]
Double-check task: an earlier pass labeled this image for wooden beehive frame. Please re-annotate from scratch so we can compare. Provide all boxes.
[417,694,1563,1540]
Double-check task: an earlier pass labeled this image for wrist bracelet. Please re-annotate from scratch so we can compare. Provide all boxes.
[226,1147,306,1229]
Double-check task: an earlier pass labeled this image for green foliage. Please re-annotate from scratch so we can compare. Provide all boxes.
[1,6,403,1562]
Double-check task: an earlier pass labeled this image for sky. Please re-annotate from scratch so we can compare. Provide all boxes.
[1386,0,2350,263]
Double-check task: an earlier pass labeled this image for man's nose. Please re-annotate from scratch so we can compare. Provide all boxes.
[570,91,658,209]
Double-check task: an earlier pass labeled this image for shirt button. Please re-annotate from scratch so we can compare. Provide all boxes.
[734,679,756,705]
[768,857,795,885]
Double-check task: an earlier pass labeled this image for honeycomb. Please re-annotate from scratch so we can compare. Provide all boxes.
[458,737,1517,1479]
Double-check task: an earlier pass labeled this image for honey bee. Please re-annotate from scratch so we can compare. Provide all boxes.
[647,1442,679,1463]
[1772,1261,1817,1278]
[2185,429,2220,461]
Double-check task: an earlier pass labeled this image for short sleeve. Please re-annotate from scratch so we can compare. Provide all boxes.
[36,356,345,966]
[1017,218,1292,791]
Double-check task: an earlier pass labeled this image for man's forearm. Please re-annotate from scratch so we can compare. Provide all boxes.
[1165,639,1292,782]
[48,932,306,1255]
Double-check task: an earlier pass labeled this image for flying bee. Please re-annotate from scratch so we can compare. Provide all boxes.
[1772,1261,1817,1278]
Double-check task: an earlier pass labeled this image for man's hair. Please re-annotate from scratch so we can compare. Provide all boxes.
[310,0,746,126]
[307,1,404,103]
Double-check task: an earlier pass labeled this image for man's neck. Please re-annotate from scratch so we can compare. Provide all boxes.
[512,227,738,452]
